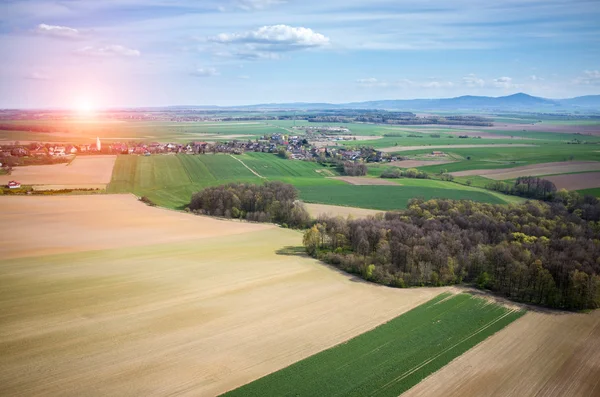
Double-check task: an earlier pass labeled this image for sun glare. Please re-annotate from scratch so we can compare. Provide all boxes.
[74,100,96,116]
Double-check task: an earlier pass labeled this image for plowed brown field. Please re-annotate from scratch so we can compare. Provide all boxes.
[451,161,600,179]
[403,310,600,397]
[0,195,442,396]
[544,172,600,190]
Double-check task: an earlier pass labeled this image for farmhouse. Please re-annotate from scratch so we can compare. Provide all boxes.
[7,180,21,189]
[432,151,445,156]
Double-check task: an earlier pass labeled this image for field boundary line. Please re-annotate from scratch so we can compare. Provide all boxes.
[229,154,266,179]
[370,308,520,396]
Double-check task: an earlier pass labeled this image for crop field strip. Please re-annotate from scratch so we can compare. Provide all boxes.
[222,293,524,397]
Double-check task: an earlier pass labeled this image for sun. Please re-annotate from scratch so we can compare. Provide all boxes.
[75,100,95,115]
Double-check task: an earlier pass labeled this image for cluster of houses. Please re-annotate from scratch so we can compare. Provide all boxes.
[1,132,399,170]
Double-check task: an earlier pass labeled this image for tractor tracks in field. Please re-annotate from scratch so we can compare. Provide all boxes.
[229,154,266,179]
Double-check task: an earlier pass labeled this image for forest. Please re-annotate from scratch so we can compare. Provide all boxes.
[188,181,311,228]
[303,197,600,310]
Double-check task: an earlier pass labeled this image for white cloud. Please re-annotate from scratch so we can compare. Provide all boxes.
[356,78,388,87]
[35,23,79,39]
[211,25,330,51]
[462,74,485,87]
[193,67,219,77]
[574,70,600,85]
[529,75,543,81]
[24,72,50,80]
[74,45,141,57]
[357,77,453,89]
[238,75,250,79]
[493,76,515,88]
[233,0,285,11]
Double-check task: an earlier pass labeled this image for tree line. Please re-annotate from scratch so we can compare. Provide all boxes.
[487,176,557,200]
[188,182,311,228]
[303,198,600,310]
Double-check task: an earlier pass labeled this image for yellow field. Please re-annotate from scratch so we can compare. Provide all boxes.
[0,155,117,189]
[403,310,600,397]
[0,195,442,396]
[305,203,383,219]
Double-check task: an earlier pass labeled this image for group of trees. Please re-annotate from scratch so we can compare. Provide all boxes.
[303,198,600,310]
[188,182,311,228]
[381,167,429,179]
[487,176,557,200]
[343,161,368,176]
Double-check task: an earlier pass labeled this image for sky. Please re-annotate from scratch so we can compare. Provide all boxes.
[1,0,599,108]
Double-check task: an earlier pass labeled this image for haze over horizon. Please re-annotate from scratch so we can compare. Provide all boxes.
[1,0,599,108]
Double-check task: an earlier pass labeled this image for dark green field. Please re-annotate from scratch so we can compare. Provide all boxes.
[107,154,515,209]
[222,293,525,397]
[297,184,506,209]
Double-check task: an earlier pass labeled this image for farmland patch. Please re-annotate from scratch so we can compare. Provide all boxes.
[0,155,116,188]
[223,293,524,397]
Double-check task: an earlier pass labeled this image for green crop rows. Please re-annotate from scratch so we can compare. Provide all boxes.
[222,293,525,397]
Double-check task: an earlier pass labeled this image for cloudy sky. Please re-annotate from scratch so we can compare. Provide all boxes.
[1,0,599,108]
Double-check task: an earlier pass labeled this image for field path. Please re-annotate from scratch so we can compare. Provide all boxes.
[230,154,266,178]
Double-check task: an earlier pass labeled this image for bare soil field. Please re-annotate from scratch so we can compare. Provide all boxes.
[305,203,382,219]
[0,155,117,188]
[388,159,455,168]
[329,176,401,185]
[0,195,442,396]
[544,172,600,190]
[451,161,600,179]
[379,144,537,153]
[403,310,600,397]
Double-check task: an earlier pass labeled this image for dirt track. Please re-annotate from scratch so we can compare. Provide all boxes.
[451,161,600,179]
[0,155,116,187]
[403,310,600,397]
[0,195,441,396]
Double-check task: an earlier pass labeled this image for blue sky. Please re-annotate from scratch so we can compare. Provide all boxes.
[1,0,599,108]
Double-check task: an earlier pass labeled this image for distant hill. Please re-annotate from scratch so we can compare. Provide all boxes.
[174,93,600,112]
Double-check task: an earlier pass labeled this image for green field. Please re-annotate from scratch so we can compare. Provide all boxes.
[0,120,281,143]
[222,293,525,397]
[107,154,262,208]
[297,184,507,209]
[107,154,517,209]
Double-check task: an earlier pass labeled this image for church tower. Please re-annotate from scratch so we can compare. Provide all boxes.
[96,137,101,151]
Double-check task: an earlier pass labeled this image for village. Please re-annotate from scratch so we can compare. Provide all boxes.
[0,131,398,169]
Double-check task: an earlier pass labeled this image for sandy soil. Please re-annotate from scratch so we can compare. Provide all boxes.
[451,161,600,179]
[544,172,600,190]
[0,195,442,396]
[388,159,455,168]
[305,203,383,219]
[403,310,600,397]
[379,144,537,153]
[0,155,117,187]
[330,176,401,185]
